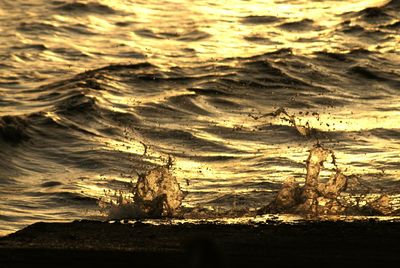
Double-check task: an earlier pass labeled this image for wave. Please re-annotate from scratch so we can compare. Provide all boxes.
[134,29,211,42]
[241,15,282,24]
[278,19,321,32]
[1,45,399,235]
[1,0,400,238]
[52,1,117,15]
[340,0,400,33]
[0,115,30,144]
[2,49,397,151]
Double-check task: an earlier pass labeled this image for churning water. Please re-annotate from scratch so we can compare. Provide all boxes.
[0,0,399,235]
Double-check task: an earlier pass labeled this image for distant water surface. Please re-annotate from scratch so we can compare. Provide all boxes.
[0,0,399,235]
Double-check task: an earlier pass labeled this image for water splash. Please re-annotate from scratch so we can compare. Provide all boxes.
[251,107,315,137]
[133,165,184,218]
[258,144,393,216]
[99,164,184,219]
[100,143,395,220]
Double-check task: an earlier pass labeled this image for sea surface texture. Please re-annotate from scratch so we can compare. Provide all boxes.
[0,0,399,235]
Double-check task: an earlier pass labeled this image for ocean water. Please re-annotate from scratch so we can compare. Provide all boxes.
[0,0,399,235]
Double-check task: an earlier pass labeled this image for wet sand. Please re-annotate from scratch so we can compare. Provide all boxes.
[1,219,400,267]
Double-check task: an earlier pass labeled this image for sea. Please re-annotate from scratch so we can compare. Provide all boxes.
[0,0,399,235]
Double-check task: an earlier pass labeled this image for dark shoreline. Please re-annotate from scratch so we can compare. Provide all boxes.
[1,219,400,267]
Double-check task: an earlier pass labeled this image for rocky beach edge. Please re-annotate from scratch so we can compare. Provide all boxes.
[1,218,400,267]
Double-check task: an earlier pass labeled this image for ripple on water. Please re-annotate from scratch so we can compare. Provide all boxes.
[0,0,399,236]
[52,2,117,15]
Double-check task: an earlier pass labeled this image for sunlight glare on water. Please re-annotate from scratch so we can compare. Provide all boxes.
[0,0,399,235]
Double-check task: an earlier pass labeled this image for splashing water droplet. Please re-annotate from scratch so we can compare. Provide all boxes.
[100,165,184,220]
[133,166,184,218]
[259,143,395,217]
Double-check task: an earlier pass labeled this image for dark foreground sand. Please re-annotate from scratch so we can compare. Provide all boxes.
[1,219,400,267]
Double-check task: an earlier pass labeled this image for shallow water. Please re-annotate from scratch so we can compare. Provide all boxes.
[1,0,400,235]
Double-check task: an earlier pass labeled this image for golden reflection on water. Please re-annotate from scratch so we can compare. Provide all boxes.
[1,0,399,235]
[39,0,390,70]
[3,0,395,85]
